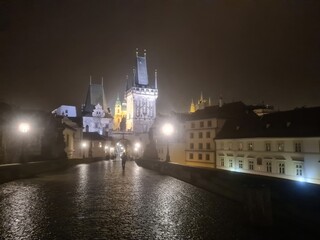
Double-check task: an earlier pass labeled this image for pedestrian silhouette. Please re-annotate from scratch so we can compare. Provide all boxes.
[121,152,127,170]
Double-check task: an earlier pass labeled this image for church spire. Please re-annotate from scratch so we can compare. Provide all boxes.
[133,68,136,86]
[219,95,223,107]
[126,75,129,90]
[189,99,196,113]
[155,69,158,89]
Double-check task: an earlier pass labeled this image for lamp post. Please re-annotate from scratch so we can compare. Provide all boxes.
[18,122,30,163]
[134,142,141,160]
[81,142,87,159]
[162,123,174,162]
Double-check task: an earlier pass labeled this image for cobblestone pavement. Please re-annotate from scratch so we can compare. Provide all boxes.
[0,160,277,239]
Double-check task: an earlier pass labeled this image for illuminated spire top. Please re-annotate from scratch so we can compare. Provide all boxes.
[189,99,196,113]
[155,69,158,89]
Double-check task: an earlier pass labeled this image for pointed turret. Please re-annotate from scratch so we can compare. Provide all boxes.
[125,75,129,90]
[219,95,223,107]
[83,77,108,116]
[154,69,158,89]
[189,99,196,113]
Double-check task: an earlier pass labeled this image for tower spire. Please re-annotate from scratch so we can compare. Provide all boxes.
[133,68,136,86]
[189,99,196,113]
[155,69,158,89]
[90,75,92,85]
[126,75,129,90]
[219,95,223,107]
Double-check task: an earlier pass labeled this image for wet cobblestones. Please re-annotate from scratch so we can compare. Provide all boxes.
[0,160,260,239]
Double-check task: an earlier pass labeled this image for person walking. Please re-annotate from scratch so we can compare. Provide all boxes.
[121,152,127,170]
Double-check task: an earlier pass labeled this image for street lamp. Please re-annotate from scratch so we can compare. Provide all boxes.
[162,123,174,162]
[18,122,30,163]
[81,142,87,159]
[134,142,141,160]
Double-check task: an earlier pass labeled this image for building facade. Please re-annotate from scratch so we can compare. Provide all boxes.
[215,106,320,184]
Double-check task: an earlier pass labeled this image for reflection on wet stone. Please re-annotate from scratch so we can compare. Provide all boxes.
[0,161,252,239]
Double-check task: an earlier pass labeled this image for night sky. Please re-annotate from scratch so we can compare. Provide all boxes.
[1,0,320,114]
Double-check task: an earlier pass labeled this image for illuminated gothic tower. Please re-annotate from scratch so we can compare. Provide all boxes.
[125,49,158,133]
[113,94,127,131]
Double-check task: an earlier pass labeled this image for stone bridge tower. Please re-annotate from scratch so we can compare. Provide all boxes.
[125,49,158,133]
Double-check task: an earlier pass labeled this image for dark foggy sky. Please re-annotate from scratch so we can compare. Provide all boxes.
[1,0,320,114]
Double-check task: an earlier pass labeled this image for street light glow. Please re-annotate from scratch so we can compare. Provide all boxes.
[134,142,141,149]
[18,122,30,133]
[81,142,87,148]
[162,123,174,136]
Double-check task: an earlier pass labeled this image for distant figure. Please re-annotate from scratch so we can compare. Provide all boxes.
[121,152,127,170]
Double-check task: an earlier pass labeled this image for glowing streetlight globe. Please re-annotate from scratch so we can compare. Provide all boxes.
[134,142,141,149]
[18,122,30,133]
[162,123,174,136]
[81,142,87,148]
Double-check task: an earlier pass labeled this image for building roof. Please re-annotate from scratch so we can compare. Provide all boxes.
[83,83,108,115]
[216,106,320,139]
[186,101,257,121]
